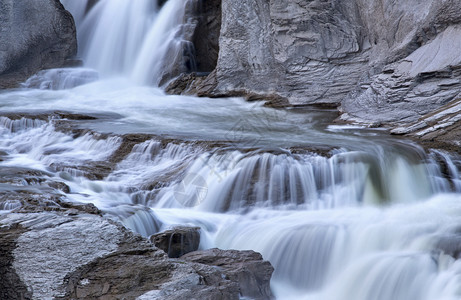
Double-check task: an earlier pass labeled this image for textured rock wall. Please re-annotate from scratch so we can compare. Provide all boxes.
[200,0,368,105]
[341,0,461,126]
[191,0,461,119]
[0,0,77,88]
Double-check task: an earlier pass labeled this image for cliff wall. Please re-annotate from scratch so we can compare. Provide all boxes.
[0,0,77,88]
[189,0,461,128]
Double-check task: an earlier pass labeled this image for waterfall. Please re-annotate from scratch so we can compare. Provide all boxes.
[61,0,194,85]
[5,2,461,299]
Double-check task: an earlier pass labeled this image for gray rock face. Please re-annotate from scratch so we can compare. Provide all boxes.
[0,211,273,300]
[0,0,77,88]
[185,0,461,116]
[182,248,274,300]
[341,24,461,126]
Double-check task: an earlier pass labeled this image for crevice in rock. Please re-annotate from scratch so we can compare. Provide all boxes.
[192,0,222,74]
[0,225,32,300]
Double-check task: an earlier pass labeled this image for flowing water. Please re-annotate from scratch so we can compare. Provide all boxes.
[2,1,461,299]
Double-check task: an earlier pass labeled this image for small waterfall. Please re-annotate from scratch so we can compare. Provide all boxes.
[2,113,461,299]
[0,116,121,171]
[214,195,461,299]
[131,0,193,85]
[147,148,446,212]
[21,68,98,90]
[61,0,194,85]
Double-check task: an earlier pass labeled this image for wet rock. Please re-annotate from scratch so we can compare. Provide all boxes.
[387,97,461,153]
[57,201,101,215]
[182,248,274,300]
[0,0,77,88]
[0,213,122,299]
[0,167,50,186]
[50,161,114,180]
[150,226,201,258]
[246,93,291,108]
[177,0,461,114]
[165,72,208,96]
[0,212,251,300]
[196,0,366,105]
[47,181,71,194]
[0,189,63,213]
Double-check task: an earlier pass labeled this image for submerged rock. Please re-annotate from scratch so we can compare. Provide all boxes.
[21,68,99,90]
[0,0,77,88]
[150,226,201,258]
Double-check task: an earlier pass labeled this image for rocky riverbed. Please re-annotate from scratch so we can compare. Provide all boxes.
[2,1,461,299]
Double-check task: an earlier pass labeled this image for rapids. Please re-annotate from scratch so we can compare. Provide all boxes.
[1,1,461,299]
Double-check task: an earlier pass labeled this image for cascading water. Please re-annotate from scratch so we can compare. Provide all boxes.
[61,0,192,85]
[2,1,461,299]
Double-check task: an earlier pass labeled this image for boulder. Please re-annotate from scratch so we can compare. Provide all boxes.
[0,211,274,300]
[150,226,201,258]
[0,0,77,88]
[182,248,274,300]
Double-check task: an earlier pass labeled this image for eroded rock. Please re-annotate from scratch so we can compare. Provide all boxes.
[0,212,273,300]
[182,248,274,300]
[150,226,201,258]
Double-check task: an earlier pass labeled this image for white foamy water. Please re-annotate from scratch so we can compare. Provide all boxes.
[1,1,460,299]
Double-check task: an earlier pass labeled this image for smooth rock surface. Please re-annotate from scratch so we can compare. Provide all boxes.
[0,0,77,88]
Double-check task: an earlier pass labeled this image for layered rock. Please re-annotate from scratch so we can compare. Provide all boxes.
[0,0,77,88]
[167,0,461,147]
[0,210,274,300]
[341,24,461,126]
[169,0,461,119]
[182,248,274,300]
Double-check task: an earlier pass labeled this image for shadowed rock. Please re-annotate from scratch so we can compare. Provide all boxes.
[150,226,201,258]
